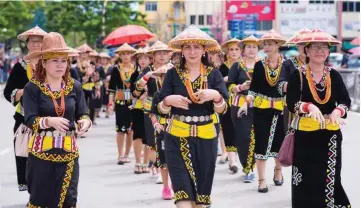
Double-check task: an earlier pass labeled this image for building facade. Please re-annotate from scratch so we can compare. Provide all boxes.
[138,0,186,43]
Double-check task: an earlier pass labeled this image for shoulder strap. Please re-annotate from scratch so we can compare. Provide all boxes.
[298,69,303,100]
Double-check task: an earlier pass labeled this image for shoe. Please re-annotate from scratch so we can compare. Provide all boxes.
[162,187,173,200]
[244,172,255,183]
[258,179,268,193]
[217,147,222,156]
[117,157,125,165]
[218,157,228,164]
[273,168,284,186]
[156,174,163,184]
[134,163,142,174]
[229,165,238,174]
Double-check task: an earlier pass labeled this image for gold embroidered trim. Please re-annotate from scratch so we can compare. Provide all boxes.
[174,190,189,201]
[30,76,74,99]
[243,126,255,174]
[59,160,75,207]
[29,151,79,163]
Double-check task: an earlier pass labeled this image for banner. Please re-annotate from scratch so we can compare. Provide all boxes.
[226,0,275,21]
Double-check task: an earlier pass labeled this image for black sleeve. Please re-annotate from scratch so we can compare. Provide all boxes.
[4,63,25,106]
[155,68,175,115]
[332,69,351,118]
[286,69,302,114]
[209,68,229,101]
[218,64,228,77]
[108,67,118,92]
[97,66,106,80]
[23,82,40,131]
[74,80,89,121]
[249,61,262,96]
[151,91,162,116]
[228,62,240,85]
[130,71,142,98]
[70,68,81,82]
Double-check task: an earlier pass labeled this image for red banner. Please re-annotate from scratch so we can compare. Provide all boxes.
[226,0,276,21]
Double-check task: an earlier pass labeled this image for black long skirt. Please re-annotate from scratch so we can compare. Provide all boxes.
[131,109,145,140]
[230,106,255,174]
[253,108,285,160]
[292,130,350,208]
[165,132,217,205]
[13,116,27,191]
[143,114,155,148]
[26,154,79,207]
[115,104,132,133]
[220,106,237,152]
[155,130,167,169]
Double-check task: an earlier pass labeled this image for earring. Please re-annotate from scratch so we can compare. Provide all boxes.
[182,54,184,58]
[203,54,205,57]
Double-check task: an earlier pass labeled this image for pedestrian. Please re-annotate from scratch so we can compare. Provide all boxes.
[238,29,287,193]
[3,26,47,192]
[219,37,242,173]
[154,25,228,207]
[228,35,260,183]
[286,28,351,208]
[108,43,136,165]
[23,32,92,208]
[98,52,113,118]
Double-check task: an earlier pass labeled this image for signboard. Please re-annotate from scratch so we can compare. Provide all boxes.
[279,3,337,37]
[229,15,257,39]
[226,0,275,21]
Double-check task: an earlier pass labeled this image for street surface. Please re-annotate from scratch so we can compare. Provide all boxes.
[0,91,359,208]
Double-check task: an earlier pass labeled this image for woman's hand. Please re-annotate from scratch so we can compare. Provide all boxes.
[153,63,174,76]
[47,117,70,132]
[164,95,192,110]
[154,123,164,133]
[194,89,221,104]
[76,118,92,136]
[237,102,248,117]
[329,108,346,126]
[307,104,325,128]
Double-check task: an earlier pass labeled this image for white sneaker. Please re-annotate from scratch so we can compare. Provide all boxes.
[156,174,163,184]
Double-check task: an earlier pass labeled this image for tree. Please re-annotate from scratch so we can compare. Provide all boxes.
[0,1,44,41]
[44,1,148,48]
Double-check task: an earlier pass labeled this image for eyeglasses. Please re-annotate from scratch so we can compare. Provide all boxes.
[28,40,43,45]
[309,45,329,51]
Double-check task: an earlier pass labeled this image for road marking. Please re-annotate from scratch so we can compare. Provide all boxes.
[0,148,11,156]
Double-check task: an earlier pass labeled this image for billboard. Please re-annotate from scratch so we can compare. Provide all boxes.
[226,0,276,21]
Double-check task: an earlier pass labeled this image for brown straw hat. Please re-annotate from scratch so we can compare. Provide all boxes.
[114,43,137,54]
[296,28,341,46]
[25,32,73,60]
[286,28,312,45]
[259,29,286,45]
[147,41,173,54]
[221,38,241,52]
[76,43,94,54]
[17,26,47,42]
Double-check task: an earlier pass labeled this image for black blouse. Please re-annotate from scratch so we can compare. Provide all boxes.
[108,65,135,92]
[286,67,351,117]
[155,65,228,118]
[282,57,300,82]
[228,61,253,96]
[23,77,89,132]
[249,60,286,98]
[218,63,230,78]
[136,65,162,97]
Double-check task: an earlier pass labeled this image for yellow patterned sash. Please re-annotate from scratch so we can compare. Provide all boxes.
[291,116,340,131]
[253,95,285,111]
[167,119,216,139]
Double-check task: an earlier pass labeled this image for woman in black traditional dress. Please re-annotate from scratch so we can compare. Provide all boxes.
[286,29,351,208]
[23,32,92,208]
[108,43,137,165]
[129,47,151,174]
[135,41,173,185]
[4,26,47,192]
[239,30,287,193]
[155,25,228,208]
[218,38,241,172]
[283,28,311,130]
[228,35,259,183]
[98,52,113,118]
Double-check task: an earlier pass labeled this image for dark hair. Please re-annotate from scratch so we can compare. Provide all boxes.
[35,58,71,83]
[90,61,96,66]
[72,59,77,65]
[304,43,330,64]
[180,53,210,69]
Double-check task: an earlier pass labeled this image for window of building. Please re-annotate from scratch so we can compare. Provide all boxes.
[145,1,157,11]
[198,15,204,25]
[190,15,196,25]
[207,15,212,25]
[256,21,273,31]
[343,1,360,12]
[310,0,334,3]
[280,0,299,3]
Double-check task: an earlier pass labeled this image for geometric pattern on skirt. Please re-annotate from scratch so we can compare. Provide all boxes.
[254,115,279,160]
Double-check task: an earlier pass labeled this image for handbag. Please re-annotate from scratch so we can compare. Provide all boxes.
[278,69,303,167]
[14,124,32,157]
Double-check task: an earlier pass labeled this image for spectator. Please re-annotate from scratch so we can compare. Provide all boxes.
[341,48,352,68]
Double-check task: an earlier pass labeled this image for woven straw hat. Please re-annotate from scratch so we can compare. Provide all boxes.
[296,28,341,46]
[114,43,137,54]
[17,26,47,42]
[259,29,286,45]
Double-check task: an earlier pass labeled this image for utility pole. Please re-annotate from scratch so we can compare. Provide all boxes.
[102,0,108,37]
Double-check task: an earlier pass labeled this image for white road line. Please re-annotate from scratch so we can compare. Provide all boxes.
[0,148,11,156]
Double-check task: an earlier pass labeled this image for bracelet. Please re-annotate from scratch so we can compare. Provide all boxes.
[335,107,345,117]
[214,99,225,108]
[163,98,171,107]
[300,102,311,113]
[237,85,242,92]
[153,122,160,129]
[142,76,149,82]
[159,101,171,114]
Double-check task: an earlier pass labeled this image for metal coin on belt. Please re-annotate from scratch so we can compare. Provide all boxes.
[179,115,185,121]
[199,116,205,122]
[192,116,199,122]
[185,116,192,122]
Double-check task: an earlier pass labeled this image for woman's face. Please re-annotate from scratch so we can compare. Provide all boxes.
[227,43,241,61]
[43,56,68,79]
[263,40,279,56]
[27,35,43,53]
[120,52,132,64]
[138,54,151,69]
[243,43,259,59]
[182,43,205,65]
[100,57,109,66]
[153,51,169,65]
[305,42,330,64]
[171,53,181,65]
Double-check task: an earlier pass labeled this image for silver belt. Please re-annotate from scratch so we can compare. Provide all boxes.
[172,115,211,123]
[38,130,76,137]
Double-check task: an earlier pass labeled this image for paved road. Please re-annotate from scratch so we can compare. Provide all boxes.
[0,95,359,208]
